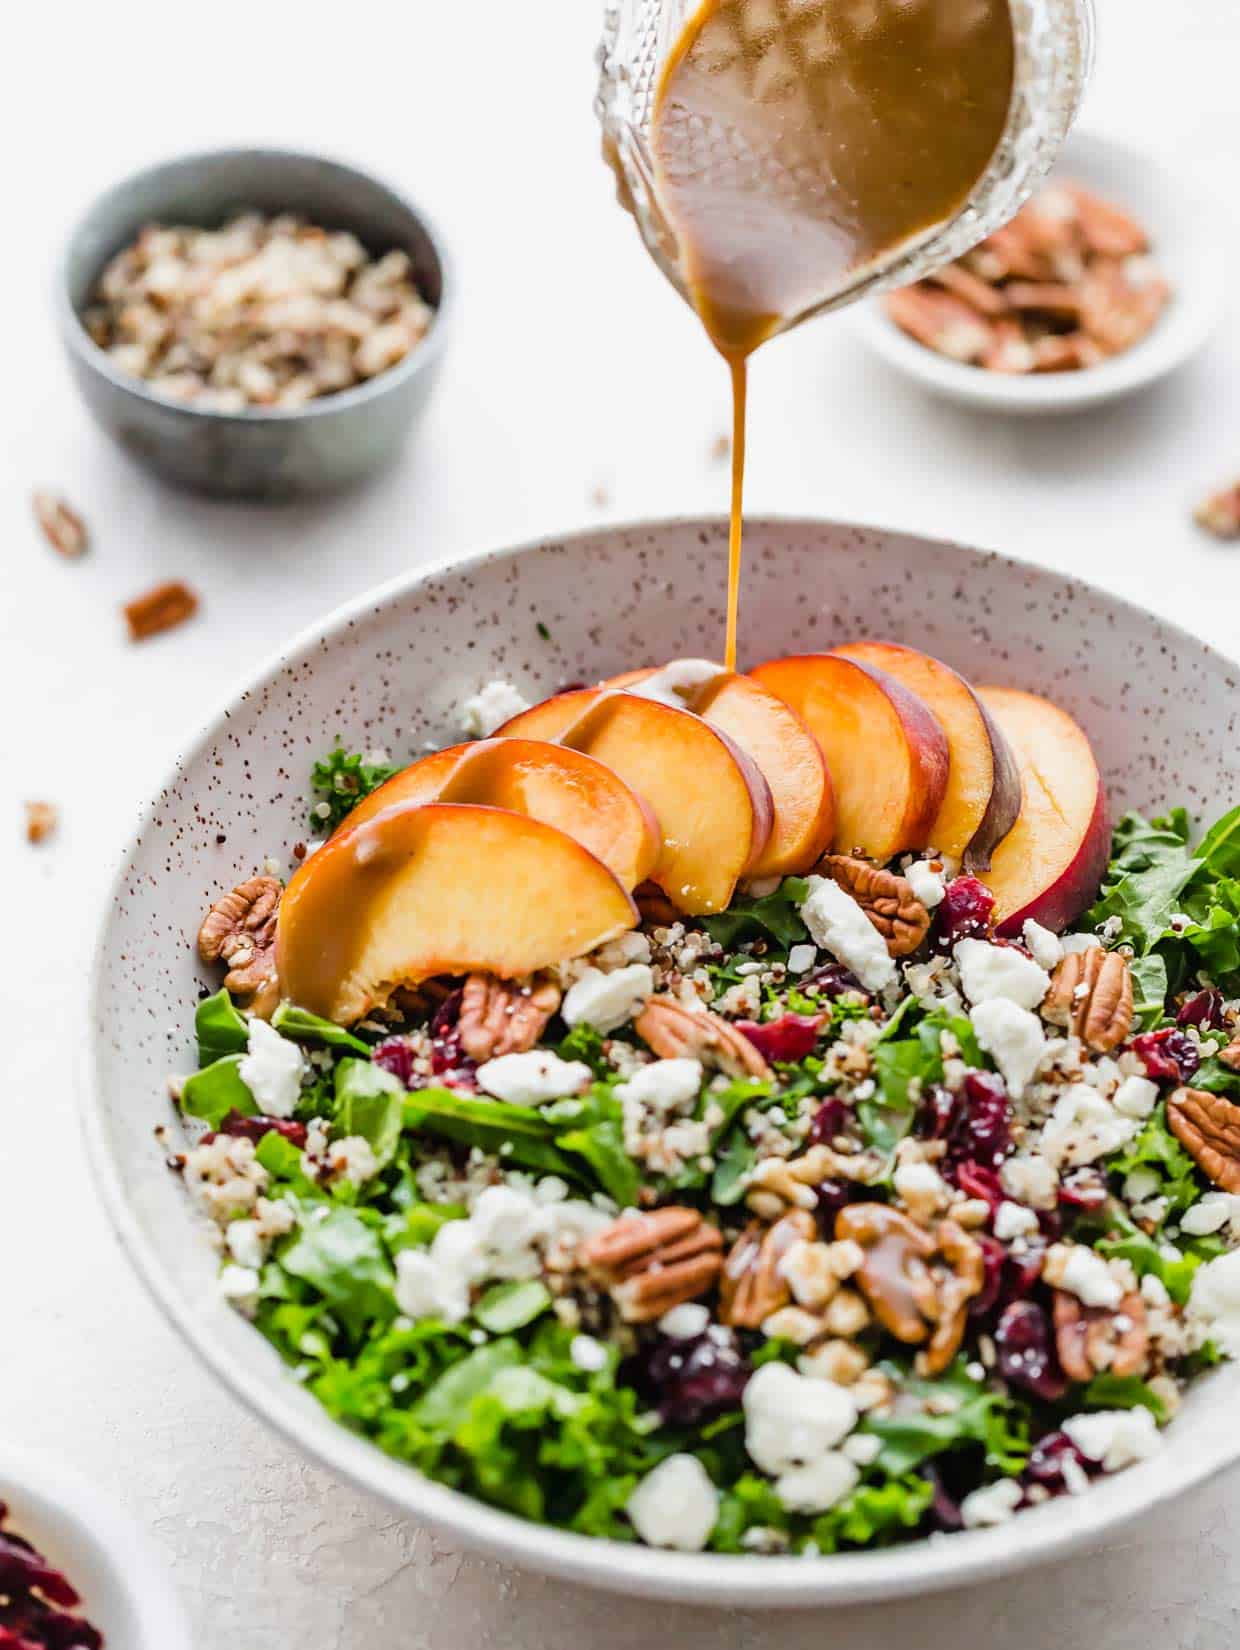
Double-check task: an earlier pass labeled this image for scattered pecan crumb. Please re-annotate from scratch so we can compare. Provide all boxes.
[709,432,730,464]
[32,491,88,557]
[589,482,611,509]
[24,801,58,844]
[1195,479,1240,540]
[123,580,200,642]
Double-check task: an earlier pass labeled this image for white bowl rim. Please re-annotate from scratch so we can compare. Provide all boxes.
[80,514,1240,1607]
[852,127,1227,414]
[0,1441,193,1647]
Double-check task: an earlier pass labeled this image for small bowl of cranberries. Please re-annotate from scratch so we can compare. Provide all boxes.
[0,1449,190,1650]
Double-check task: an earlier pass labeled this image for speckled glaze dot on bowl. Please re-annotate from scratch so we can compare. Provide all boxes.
[84,518,1240,1607]
[57,148,451,499]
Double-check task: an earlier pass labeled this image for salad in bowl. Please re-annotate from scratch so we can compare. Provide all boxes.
[165,637,1240,1561]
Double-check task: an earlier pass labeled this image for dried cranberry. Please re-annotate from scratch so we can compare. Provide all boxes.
[919,1083,963,1142]
[430,989,463,1037]
[933,876,996,950]
[212,1111,307,1148]
[0,1536,78,1610]
[373,1037,417,1086]
[1130,1027,1200,1083]
[1177,988,1224,1031]
[970,1233,1006,1318]
[994,1301,1067,1401]
[0,1509,104,1650]
[815,1179,858,1233]
[952,1159,1005,1213]
[1004,1237,1049,1302]
[805,961,866,999]
[736,1013,823,1063]
[429,1032,478,1090]
[956,1072,1012,1167]
[624,1330,751,1426]
[921,1463,964,1532]
[1023,1430,1092,1496]
[808,1097,850,1147]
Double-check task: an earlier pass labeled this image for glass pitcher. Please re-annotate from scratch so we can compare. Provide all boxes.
[597,0,1097,333]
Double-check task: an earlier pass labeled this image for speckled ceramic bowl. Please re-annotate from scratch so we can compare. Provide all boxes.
[83,518,1240,1606]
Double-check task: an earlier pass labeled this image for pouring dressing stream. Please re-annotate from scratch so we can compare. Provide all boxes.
[644,0,1017,668]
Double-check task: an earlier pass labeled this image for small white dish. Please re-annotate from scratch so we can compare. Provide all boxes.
[853,128,1226,414]
[0,1445,192,1648]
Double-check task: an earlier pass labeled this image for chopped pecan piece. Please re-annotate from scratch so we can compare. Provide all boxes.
[1219,1035,1240,1072]
[884,285,994,363]
[123,580,200,642]
[1002,281,1083,320]
[1042,947,1132,1052]
[635,996,772,1080]
[458,972,560,1062]
[818,855,930,957]
[579,1206,724,1322]
[198,875,281,1013]
[1053,1289,1148,1383]
[1167,1086,1240,1193]
[982,318,1036,374]
[23,801,58,844]
[1079,258,1169,356]
[718,1210,816,1329]
[1065,183,1148,259]
[835,1205,984,1376]
[32,490,88,557]
[927,263,1010,316]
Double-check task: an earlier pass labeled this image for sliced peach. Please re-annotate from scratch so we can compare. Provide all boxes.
[604,663,834,877]
[748,654,949,861]
[831,641,1020,869]
[498,689,773,914]
[975,687,1110,935]
[277,802,638,1024]
[342,739,660,891]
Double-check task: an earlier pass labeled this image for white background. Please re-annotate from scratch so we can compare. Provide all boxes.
[3,1,1240,1645]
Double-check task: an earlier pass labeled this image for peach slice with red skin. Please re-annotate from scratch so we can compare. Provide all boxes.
[341,738,660,891]
[276,802,638,1025]
[831,641,1020,870]
[498,689,773,915]
[748,653,949,862]
[974,686,1110,934]
[604,664,834,877]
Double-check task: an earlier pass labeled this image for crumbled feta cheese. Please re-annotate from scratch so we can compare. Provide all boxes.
[893,1159,949,1221]
[904,860,945,909]
[328,1135,381,1185]
[799,876,896,991]
[1040,1084,1137,1168]
[955,939,1050,1011]
[787,943,817,975]
[1054,1244,1123,1309]
[459,679,530,738]
[1062,1406,1162,1472]
[1000,1153,1059,1211]
[626,1454,719,1550]
[841,1431,882,1466]
[1123,1166,1161,1205]
[218,1263,261,1315]
[1060,933,1102,955]
[658,1302,711,1339]
[1022,919,1064,971]
[994,1200,1040,1242]
[960,1478,1023,1528]
[570,1334,609,1372]
[1113,1075,1159,1120]
[774,1451,860,1514]
[617,1058,703,1113]
[742,1362,857,1475]
[1189,1248,1240,1354]
[238,1018,305,1118]
[225,1219,265,1271]
[475,1050,592,1105]
[969,999,1046,1098]
[1181,1191,1240,1238]
[561,963,654,1033]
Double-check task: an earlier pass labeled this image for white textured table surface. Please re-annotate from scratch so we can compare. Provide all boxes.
[4,2,1240,1644]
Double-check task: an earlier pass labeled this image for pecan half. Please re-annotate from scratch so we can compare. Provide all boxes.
[458,972,561,1062]
[635,996,772,1080]
[1219,1036,1240,1072]
[123,579,199,642]
[1053,1289,1148,1383]
[579,1206,723,1322]
[718,1210,816,1329]
[1167,1086,1240,1193]
[198,876,281,1013]
[835,1205,984,1376]
[818,855,930,957]
[1041,948,1132,1052]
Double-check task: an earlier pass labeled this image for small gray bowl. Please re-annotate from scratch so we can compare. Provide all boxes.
[57,148,451,499]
